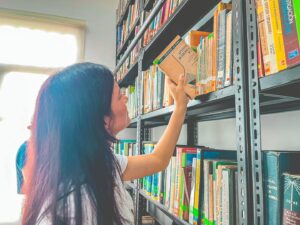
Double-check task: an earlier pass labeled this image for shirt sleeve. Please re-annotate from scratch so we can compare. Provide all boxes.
[114,154,128,174]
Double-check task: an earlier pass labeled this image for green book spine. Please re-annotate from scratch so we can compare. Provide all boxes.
[293,0,300,46]
[282,173,300,224]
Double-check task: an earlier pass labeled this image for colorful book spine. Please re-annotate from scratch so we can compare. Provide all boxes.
[170,156,177,213]
[217,9,227,89]
[189,158,197,224]
[269,0,287,71]
[193,149,201,225]
[262,0,279,74]
[282,173,300,224]
[224,11,233,87]
[279,0,300,67]
[293,0,300,46]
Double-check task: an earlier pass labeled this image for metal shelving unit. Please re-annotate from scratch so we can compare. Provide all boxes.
[114,0,300,223]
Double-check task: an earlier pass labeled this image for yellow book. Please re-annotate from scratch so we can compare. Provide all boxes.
[269,0,287,71]
[262,0,278,75]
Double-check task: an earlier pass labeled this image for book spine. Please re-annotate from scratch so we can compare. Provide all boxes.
[221,169,229,225]
[269,0,287,71]
[189,158,197,224]
[179,153,186,219]
[212,10,219,92]
[293,0,300,47]
[279,0,300,67]
[203,160,210,224]
[257,38,265,78]
[263,152,281,225]
[224,11,233,87]
[208,34,214,93]
[170,156,177,213]
[174,148,182,216]
[262,0,279,74]
[165,159,172,208]
[282,174,300,224]
[193,149,201,225]
[217,10,227,89]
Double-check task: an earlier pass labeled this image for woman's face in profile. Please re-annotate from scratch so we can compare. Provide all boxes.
[105,82,130,136]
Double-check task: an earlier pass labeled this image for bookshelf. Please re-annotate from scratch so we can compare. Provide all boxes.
[114,0,300,224]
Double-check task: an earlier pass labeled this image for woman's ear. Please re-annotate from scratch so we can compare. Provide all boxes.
[104,115,111,132]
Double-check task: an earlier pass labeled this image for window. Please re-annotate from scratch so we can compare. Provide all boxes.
[0,8,85,223]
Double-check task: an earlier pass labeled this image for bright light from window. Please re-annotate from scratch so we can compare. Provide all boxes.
[0,25,78,67]
[0,72,48,223]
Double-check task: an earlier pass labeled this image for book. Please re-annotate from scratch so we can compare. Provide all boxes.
[293,0,300,47]
[279,0,300,67]
[186,30,210,50]
[170,156,177,213]
[154,35,198,99]
[269,0,287,71]
[217,9,229,89]
[263,151,300,225]
[224,11,233,86]
[189,158,197,224]
[221,167,237,225]
[282,173,300,225]
[261,0,279,75]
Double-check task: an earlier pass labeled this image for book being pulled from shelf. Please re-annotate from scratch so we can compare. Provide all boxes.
[154,35,198,99]
[141,143,238,225]
[255,0,300,77]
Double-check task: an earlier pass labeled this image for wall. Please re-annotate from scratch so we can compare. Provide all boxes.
[0,1,119,225]
[0,0,118,70]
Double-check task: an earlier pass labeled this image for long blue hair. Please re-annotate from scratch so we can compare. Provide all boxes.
[22,63,124,225]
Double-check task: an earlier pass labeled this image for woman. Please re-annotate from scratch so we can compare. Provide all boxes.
[22,62,188,225]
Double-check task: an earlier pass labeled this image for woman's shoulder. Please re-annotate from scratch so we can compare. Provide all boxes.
[114,154,128,174]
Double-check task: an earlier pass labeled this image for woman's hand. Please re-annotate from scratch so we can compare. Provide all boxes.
[167,74,189,111]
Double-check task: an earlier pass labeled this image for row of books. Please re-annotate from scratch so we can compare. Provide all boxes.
[256,0,300,77]
[114,138,300,224]
[121,78,139,119]
[142,0,184,47]
[116,0,141,52]
[197,3,233,94]
[141,143,238,225]
[139,16,234,114]
[113,139,137,156]
[116,32,142,82]
[116,0,130,24]
[263,151,300,225]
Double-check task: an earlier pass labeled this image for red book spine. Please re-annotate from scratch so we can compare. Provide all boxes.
[257,40,265,78]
